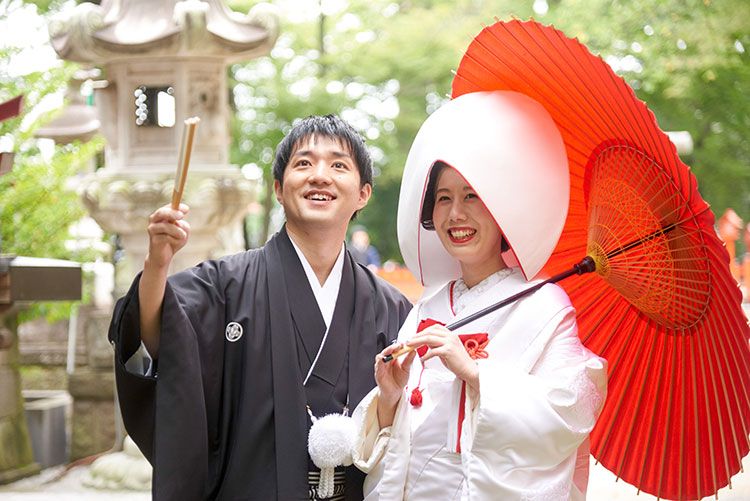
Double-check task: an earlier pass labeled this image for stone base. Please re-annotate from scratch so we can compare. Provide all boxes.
[83,435,151,491]
[0,313,38,485]
[68,369,116,461]
[0,410,38,484]
[0,462,41,485]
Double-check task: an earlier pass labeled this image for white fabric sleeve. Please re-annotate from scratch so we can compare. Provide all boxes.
[123,341,155,377]
[352,387,399,473]
[463,306,607,498]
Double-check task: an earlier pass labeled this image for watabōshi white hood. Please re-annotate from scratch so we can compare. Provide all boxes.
[397,91,570,289]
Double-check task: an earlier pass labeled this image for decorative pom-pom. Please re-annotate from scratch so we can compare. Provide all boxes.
[410,387,423,407]
[307,413,357,499]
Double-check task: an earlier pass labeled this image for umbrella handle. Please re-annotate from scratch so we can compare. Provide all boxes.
[382,256,596,362]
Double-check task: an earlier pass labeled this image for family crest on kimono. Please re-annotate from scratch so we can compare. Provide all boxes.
[352,91,608,500]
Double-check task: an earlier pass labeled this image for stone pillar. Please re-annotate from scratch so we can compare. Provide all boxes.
[66,304,119,461]
[68,369,116,461]
[0,313,40,484]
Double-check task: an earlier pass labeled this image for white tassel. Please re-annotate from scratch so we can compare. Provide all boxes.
[307,413,357,499]
[318,467,335,499]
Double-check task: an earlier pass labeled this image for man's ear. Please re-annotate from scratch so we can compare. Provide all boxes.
[357,183,372,210]
[273,179,283,205]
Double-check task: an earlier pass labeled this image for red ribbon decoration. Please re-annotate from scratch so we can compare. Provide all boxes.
[459,333,489,360]
[409,319,489,413]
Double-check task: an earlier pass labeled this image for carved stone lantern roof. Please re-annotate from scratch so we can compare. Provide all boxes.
[35,105,99,144]
[36,70,101,145]
[49,0,279,64]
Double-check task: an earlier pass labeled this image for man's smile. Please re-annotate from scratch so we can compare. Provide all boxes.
[304,190,336,202]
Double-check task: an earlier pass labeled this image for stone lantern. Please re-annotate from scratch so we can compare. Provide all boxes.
[48,0,280,294]
[45,0,280,460]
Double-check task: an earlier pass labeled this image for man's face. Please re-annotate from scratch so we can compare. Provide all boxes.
[274,135,371,234]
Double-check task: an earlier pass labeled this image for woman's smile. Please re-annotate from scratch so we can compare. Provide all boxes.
[447,227,477,242]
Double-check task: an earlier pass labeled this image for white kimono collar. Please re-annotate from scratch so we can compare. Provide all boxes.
[287,235,345,329]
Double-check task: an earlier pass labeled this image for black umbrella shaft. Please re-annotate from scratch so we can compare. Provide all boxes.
[606,222,678,259]
[447,256,596,331]
[448,223,677,331]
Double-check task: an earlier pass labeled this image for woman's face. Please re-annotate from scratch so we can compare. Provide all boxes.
[432,167,507,284]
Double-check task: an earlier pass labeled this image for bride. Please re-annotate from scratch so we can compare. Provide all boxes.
[352,91,607,500]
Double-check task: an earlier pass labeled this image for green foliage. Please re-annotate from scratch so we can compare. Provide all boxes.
[0,139,102,258]
[19,0,63,14]
[228,0,750,261]
[227,0,532,259]
[1,1,105,321]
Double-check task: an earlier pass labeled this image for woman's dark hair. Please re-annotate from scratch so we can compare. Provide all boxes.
[272,114,373,188]
[420,161,510,252]
[419,161,447,231]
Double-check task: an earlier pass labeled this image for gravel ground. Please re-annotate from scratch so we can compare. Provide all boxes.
[2,454,750,500]
[587,455,750,500]
[0,464,148,500]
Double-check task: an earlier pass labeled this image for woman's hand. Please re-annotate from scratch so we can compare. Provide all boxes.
[407,325,480,391]
[374,343,416,428]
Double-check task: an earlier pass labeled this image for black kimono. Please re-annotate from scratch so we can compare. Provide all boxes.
[109,227,412,500]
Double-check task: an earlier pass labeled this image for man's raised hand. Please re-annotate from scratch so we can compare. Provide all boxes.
[146,203,191,270]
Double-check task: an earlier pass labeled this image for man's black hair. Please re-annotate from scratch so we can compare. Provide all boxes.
[272,114,373,188]
[420,161,510,252]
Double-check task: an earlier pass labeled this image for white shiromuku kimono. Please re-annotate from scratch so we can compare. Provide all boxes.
[352,267,607,500]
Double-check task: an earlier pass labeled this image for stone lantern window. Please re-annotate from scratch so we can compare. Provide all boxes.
[134,86,175,128]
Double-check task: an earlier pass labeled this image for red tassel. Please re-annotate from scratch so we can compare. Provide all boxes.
[410,387,423,407]
[410,363,426,407]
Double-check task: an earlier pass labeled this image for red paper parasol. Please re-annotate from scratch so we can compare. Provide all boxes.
[451,19,750,500]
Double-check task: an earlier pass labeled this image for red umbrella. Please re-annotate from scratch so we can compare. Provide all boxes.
[451,19,750,500]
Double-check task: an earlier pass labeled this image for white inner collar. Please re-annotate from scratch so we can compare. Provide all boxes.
[452,267,515,316]
[288,235,345,329]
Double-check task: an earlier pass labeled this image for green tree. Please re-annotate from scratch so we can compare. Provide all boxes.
[227,0,749,261]
[226,0,534,259]
[1,0,104,320]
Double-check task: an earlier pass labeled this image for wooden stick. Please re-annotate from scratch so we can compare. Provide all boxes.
[171,117,200,210]
[383,344,416,362]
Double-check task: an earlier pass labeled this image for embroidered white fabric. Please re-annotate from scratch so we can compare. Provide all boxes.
[519,481,571,501]
[450,267,514,316]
